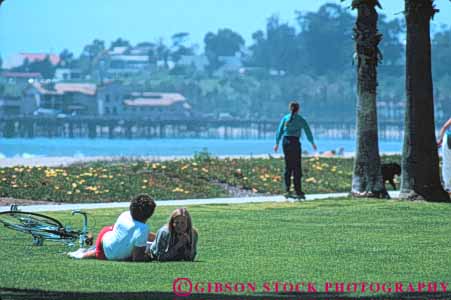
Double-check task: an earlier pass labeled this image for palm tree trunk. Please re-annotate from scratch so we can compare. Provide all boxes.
[400,0,449,202]
[351,0,387,198]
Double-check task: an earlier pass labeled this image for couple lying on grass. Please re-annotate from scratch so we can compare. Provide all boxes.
[68,194,198,262]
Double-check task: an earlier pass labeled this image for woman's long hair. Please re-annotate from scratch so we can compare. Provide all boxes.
[167,208,197,253]
[288,101,300,122]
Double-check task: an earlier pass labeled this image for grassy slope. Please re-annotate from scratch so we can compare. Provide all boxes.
[0,198,450,297]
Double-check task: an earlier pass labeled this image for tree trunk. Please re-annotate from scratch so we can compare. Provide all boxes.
[400,0,450,202]
[351,1,387,198]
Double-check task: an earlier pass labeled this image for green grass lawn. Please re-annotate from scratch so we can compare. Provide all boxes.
[1,198,450,299]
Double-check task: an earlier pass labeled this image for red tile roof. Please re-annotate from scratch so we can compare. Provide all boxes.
[32,82,97,96]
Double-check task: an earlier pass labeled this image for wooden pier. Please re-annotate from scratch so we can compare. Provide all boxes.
[0,116,407,140]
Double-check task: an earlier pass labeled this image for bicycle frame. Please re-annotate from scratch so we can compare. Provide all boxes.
[0,205,92,247]
[71,210,89,248]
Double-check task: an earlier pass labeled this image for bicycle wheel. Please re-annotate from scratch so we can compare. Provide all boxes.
[0,211,64,237]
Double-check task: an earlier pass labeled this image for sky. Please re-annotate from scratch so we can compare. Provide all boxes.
[1,0,450,62]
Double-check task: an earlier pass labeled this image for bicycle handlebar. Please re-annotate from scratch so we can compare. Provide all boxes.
[71,210,87,216]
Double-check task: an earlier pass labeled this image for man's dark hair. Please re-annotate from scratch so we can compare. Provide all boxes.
[130,194,156,222]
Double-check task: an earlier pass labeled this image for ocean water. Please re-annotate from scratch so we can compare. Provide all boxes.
[0,137,403,158]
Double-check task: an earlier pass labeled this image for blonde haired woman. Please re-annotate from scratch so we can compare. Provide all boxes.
[148,208,198,261]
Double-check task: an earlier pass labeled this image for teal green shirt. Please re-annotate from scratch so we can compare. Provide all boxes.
[275,113,315,146]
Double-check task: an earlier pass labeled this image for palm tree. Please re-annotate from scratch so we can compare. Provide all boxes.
[349,0,387,198]
[400,0,449,201]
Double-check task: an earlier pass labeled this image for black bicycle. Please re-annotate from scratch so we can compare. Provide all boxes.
[0,205,93,247]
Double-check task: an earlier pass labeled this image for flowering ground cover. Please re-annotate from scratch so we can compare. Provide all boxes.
[0,155,401,203]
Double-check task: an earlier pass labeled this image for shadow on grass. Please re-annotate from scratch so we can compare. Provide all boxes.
[2,288,451,300]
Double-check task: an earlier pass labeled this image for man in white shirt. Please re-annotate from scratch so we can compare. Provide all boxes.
[69,194,156,261]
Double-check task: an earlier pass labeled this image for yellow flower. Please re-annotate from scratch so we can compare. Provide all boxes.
[142,179,148,183]
[305,177,317,183]
[72,183,77,188]
[67,191,73,195]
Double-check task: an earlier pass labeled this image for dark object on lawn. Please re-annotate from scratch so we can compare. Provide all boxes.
[382,163,401,190]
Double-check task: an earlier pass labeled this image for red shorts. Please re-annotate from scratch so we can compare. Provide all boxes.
[95,225,114,260]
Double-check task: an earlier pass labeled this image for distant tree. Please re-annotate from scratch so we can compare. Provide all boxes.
[248,15,301,74]
[82,39,106,58]
[346,0,387,198]
[0,54,3,70]
[204,28,245,72]
[0,0,4,7]
[136,42,156,48]
[378,15,405,67]
[432,27,451,78]
[109,38,131,50]
[296,3,354,75]
[400,0,449,202]
[12,55,55,79]
[171,32,190,47]
[156,38,170,68]
[58,49,74,68]
[170,32,194,63]
[79,39,106,75]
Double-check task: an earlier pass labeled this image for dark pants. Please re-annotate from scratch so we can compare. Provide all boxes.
[282,136,303,195]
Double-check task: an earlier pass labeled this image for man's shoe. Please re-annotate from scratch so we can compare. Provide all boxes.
[67,248,88,259]
[295,192,306,201]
